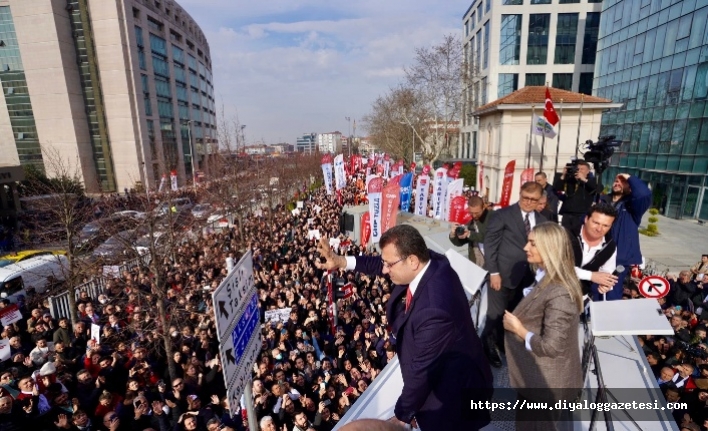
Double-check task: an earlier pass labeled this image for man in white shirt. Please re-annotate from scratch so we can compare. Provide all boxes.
[567,203,619,301]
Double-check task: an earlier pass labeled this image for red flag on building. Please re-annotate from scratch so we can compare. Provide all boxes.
[520,167,535,187]
[544,87,559,126]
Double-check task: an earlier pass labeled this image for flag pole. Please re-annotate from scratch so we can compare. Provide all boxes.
[540,130,546,172]
[553,98,564,174]
[575,94,584,159]
[528,105,535,169]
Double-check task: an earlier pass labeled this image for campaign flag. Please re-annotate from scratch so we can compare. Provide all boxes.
[410,162,416,172]
[0,304,21,326]
[0,339,10,362]
[422,165,431,176]
[381,180,400,235]
[544,87,560,126]
[478,161,484,192]
[334,154,347,190]
[397,161,404,177]
[432,167,448,219]
[532,114,557,139]
[170,170,178,191]
[376,164,384,175]
[360,212,371,247]
[499,160,516,208]
[399,172,414,212]
[158,174,166,192]
[520,167,535,187]
[368,177,384,243]
[414,174,430,216]
[443,178,464,221]
[321,154,333,195]
[448,196,469,224]
[383,154,391,178]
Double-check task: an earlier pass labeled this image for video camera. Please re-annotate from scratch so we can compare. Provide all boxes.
[580,135,623,175]
[676,340,708,360]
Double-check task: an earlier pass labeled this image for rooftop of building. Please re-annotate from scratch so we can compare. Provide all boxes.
[473,86,613,116]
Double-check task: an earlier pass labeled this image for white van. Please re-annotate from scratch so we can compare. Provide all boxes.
[0,254,69,303]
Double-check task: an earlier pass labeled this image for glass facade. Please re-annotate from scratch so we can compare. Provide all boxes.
[526,73,546,86]
[554,13,579,64]
[483,21,490,70]
[67,0,115,191]
[552,73,573,90]
[527,14,550,65]
[582,12,601,64]
[498,73,518,97]
[0,7,42,168]
[596,0,708,220]
[499,15,522,65]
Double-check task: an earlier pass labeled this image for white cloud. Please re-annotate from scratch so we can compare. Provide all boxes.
[176,0,470,144]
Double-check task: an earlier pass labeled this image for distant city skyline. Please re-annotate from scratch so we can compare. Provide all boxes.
[177,0,469,145]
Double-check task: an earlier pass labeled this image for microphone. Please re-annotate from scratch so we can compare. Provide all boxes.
[612,265,625,278]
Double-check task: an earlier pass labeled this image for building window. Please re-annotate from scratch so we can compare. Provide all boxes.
[588,0,602,2]
[465,20,469,36]
[477,4,482,23]
[154,76,171,98]
[475,30,482,72]
[481,77,488,105]
[134,26,144,47]
[579,72,593,95]
[149,34,167,56]
[530,0,550,4]
[502,0,522,4]
[527,14,550,65]
[483,21,490,70]
[554,13,578,64]
[172,45,184,64]
[471,12,475,28]
[174,64,186,83]
[558,0,579,3]
[582,12,600,65]
[471,131,478,159]
[485,0,491,12]
[526,73,546,86]
[152,55,169,77]
[499,15,522,65]
[147,16,163,32]
[498,74,518,97]
[553,73,573,91]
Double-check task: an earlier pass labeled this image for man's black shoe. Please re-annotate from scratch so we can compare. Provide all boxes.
[484,342,503,368]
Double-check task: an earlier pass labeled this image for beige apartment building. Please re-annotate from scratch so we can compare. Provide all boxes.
[0,0,217,192]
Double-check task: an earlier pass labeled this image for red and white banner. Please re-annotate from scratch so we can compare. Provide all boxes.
[478,161,484,192]
[383,154,391,178]
[170,170,178,191]
[368,177,384,243]
[432,167,448,219]
[341,283,354,300]
[410,162,416,172]
[321,154,333,195]
[499,160,516,208]
[414,174,430,217]
[360,211,371,247]
[334,154,347,190]
[449,196,470,225]
[443,178,464,221]
[520,167,535,187]
[0,304,21,327]
[380,180,400,235]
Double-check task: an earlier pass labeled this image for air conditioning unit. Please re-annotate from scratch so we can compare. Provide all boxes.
[17,132,24,140]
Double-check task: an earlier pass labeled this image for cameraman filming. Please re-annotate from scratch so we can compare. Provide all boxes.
[449,196,492,267]
[601,173,652,300]
[554,161,600,230]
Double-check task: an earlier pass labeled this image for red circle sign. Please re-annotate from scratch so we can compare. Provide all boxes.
[638,275,670,299]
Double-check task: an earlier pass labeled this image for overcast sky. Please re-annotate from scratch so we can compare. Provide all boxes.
[178,0,469,145]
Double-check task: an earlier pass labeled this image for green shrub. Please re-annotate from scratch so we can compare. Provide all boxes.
[648,216,658,223]
[646,224,658,233]
[649,208,659,216]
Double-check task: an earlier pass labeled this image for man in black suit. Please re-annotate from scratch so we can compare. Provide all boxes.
[316,225,493,430]
[483,181,546,367]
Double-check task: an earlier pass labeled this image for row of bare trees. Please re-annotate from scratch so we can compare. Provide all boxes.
[363,34,473,165]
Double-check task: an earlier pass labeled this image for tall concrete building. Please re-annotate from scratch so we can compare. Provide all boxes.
[296,133,317,153]
[459,0,602,160]
[595,0,708,220]
[317,132,342,154]
[0,0,217,192]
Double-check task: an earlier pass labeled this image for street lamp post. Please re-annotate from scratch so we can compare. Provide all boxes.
[345,116,351,157]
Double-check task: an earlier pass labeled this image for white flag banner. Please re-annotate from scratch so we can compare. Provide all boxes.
[414,175,430,216]
[158,175,166,192]
[90,323,101,347]
[383,160,390,179]
[532,114,557,139]
[368,177,384,243]
[170,171,178,191]
[444,179,465,221]
[432,168,448,219]
[334,154,347,190]
[322,162,333,195]
[441,175,456,221]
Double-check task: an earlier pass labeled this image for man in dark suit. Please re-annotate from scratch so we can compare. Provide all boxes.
[316,225,493,430]
[483,181,546,368]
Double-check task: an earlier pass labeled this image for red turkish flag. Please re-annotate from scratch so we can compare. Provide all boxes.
[544,87,559,126]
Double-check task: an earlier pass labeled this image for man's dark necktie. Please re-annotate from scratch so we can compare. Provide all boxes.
[524,213,531,236]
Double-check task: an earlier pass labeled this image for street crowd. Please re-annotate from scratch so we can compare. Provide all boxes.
[0,175,396,431]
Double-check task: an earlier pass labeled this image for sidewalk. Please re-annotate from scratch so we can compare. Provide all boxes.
[639,212,708,274]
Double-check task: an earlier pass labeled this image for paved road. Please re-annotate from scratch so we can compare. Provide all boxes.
[639,213,708,274]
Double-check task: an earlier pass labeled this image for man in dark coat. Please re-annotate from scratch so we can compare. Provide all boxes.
[449,196,493,267]
[316,225,493,431]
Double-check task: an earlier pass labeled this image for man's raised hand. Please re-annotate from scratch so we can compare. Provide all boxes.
[314,237,347,271]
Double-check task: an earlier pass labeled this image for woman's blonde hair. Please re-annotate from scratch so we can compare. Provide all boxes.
[532,222,583,313]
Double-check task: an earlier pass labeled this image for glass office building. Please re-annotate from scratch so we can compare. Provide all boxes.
[595,0,708,220]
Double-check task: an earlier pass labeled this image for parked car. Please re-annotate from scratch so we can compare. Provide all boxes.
[0,249,66,268]
[191,203,213,220]
[91,230,139,263]
[0,254,69,303]
[155,198,193,217]
[76,213,142,250]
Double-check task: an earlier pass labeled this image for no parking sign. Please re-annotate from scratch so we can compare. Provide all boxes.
[638,275,670,299]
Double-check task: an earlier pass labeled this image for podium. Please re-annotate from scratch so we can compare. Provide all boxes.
[583,299,677,431]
